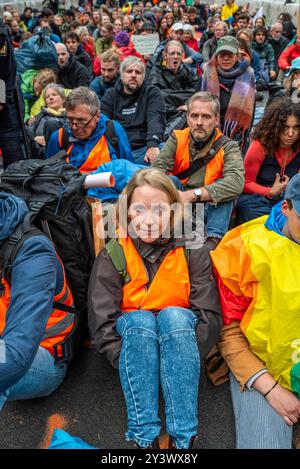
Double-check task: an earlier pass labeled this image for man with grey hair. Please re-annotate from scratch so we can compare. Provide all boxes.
[55,43,91,89]
[202,21,228,63]
[46,86,133,172]
[268,22,289,77]
[152,91,244,248]
[101,56,166,165]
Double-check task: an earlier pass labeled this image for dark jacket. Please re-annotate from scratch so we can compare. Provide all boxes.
[88,237,222,369]
[101,80,166,150]
[202,36,218,62]
[268,35,289,73]
[57,54,91,89]
[0,27,16,101]
[148,61,200,92]
[90,75,119,101]
[0,194,64,393]
[252,39,276,73]
[75,45,93,80]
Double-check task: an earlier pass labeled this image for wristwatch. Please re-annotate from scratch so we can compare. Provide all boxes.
[193,188,202,202]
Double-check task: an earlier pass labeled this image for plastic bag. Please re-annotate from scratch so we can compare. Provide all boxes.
[48,429,97,450]
[15,32,58,75]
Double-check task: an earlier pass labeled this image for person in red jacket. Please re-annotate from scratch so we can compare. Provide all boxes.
[182,24,199,52]
[278,36,300,72]
[114,31,145,62]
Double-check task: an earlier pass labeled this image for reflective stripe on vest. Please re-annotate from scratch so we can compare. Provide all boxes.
[172,127,225,185]
[0,258,75,357]
[119,236,190,313]
[58,128,111,174]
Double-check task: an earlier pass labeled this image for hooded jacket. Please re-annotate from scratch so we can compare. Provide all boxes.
[278,42,300,71]
[46,113,133,167]
[101,80,166,150]
[212,203,300,395]
[57,54,91,89]
[0,193,64,393]
[252,39,276,73]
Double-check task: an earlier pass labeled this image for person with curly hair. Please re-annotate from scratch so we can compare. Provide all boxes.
[236,98,300,224]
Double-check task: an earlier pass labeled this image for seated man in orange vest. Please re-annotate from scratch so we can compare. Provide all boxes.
[0,192,76,411]
[45,86,134,173]
[152,91,244,247]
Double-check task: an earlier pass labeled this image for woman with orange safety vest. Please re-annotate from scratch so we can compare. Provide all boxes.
[0,192,75,411]
[88,168,222,449]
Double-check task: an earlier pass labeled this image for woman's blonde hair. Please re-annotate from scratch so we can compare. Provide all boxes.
[116,168,183,238]
[284,70,300,96]
[34,68,57,89]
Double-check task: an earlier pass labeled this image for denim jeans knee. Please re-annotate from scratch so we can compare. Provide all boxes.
[116,310,157,337]
[157,307,199,335]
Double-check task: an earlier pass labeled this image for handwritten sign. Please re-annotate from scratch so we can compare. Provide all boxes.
[131,33,160,56]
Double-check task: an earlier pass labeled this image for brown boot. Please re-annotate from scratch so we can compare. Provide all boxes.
[168,435,198,449]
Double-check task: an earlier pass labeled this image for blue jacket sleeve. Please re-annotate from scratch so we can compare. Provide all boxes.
[45,130,60,159]
[251,50,261,82]
[0,236,63,393]
[112,120,134,162]
[186,45,202,65]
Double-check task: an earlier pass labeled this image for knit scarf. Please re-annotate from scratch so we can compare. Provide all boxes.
[201,57,255,143]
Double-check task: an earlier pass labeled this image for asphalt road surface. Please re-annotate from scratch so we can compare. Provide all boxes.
[0,348,237,449]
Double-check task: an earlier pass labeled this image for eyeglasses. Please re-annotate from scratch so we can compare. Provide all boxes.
[67,112,97,129]
[282,125,300,134]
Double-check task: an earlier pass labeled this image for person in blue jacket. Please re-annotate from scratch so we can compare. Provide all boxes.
[0,193,74,411]
[46,86,134,172]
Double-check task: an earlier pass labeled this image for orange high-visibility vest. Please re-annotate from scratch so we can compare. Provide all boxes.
[58,128,111,174]
[172,128,225,185]
[0,257,75,357]
[119,236,191,313]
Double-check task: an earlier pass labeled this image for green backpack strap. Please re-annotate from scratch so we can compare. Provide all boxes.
[183,247,190,265]
[105,238,131,285]
[105,240,189,284]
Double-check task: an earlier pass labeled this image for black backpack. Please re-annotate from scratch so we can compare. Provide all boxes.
[0,220,83,364]
[0,151,95,321]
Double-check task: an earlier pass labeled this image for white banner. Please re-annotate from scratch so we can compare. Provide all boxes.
[131,33,160,56]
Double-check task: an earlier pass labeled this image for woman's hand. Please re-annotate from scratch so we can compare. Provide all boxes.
[266,384,300,426]
[34,135,46,146]
[27,117,36,125]
[269,173,289,197]
[253,372,300,425]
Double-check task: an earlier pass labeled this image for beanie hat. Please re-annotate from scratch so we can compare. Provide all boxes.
[115,31,130,47]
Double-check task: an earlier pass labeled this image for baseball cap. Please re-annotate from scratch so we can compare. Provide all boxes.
[286,57,300,77]
[285,173,300,215]
[171,22,184,32]
[215,35,239,55]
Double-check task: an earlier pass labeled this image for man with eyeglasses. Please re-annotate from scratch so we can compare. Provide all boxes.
[45,87,133,174]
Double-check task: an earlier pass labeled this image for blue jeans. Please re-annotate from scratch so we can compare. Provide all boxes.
[116,307,200,449]
[230,374,293,449]
[236,193,282,224]
[132,143,165,166]
[204,200,234,239]
[0,347,67,412]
